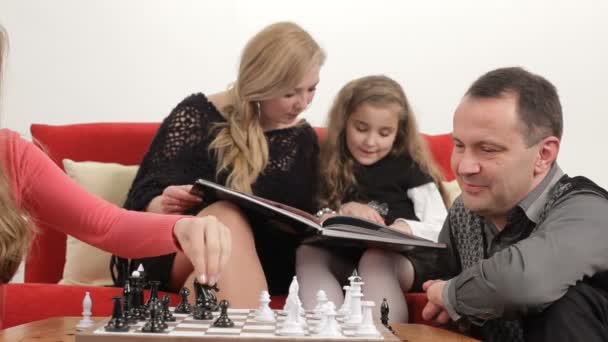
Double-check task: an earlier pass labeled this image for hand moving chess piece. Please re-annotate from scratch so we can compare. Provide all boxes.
[213,300,235,327]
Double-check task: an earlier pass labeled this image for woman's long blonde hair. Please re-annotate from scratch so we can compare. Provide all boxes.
[210,22,325,193]
[0,25,33,283]
[319,75,448,210]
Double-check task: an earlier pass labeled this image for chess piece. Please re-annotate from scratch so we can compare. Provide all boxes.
[313,289,328,319]
[76,291,94,329]
[128,273,146,321]
[141,301,165,333]
[194,279,219,312]
[315,302,342,337]
[254,290,275,322]
[146,280,161,309]
[121,279,137,324]
[277,295,305,336]
[104,296,129,332]
[339,285,351,316]
[161,295,176,322]
[355,301,380,337]
[193,304,214,320]
[212,300,235,328]
[174,287,192,314]
[381,298,395,333]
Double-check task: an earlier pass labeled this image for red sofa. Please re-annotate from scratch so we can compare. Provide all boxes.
[0,122,454,329]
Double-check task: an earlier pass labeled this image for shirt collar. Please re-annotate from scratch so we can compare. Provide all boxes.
[518,163,564,224]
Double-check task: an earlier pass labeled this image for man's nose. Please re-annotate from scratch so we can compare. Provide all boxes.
[457,152,481,175]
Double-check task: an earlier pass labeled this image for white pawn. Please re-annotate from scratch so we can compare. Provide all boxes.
[254,290,275,322]
[315,301,342,337]
[131,270,140,277]
[76,291,94,329]
[313,290,328,319]
[355,301,380,337]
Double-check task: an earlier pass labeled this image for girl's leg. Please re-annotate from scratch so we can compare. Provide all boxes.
[169,200,266,308]
[358,248,414,323]
[295,244,356,310]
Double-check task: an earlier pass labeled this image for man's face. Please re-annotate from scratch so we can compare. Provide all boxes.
[451,94,542,221]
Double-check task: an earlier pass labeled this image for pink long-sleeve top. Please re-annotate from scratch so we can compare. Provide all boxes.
[0,129,181,258]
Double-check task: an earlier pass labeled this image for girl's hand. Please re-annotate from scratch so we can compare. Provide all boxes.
[173,215,232,285]
[338,202,385,224]
[390,219,413,235]
[148,185,203,214]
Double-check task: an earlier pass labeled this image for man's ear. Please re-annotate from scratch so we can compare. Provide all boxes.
[535,136,560,174]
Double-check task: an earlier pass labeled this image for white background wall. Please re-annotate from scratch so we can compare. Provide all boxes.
[1,0,607,187]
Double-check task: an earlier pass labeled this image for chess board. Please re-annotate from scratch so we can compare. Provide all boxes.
[75,308,399,342]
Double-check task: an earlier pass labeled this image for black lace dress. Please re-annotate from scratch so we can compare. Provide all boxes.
[112,93,319,293]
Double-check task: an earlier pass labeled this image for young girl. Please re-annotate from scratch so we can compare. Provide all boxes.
[296,75,448,322]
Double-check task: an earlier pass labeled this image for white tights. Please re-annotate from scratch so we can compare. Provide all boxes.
[295,244,415,322]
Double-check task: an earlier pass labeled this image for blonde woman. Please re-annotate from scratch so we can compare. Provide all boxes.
[296,75,448,323]
[0,26,231,284]
[115,22,326,307]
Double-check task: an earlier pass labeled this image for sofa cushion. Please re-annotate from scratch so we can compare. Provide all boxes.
[59,159,139,286]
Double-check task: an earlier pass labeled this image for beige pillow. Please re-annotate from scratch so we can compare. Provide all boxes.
[442,179,461,207]
[59,159,139,286]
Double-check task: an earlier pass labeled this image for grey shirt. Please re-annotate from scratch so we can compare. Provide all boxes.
[437,165,608,322]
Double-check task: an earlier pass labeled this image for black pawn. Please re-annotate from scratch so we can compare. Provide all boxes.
[141,301,165,333]
[174,287,192,314]
[161,295,176,322]
[381,298,395,333]
[105,296,130,332]
[213,300,234,328]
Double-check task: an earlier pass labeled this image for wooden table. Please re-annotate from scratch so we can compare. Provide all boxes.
[0,317,479,342]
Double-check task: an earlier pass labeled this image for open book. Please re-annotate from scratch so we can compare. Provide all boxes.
[191,178,446,252]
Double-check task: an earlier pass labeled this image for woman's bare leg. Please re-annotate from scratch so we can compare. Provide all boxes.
[169,200,266,308]
[358,248,414,323]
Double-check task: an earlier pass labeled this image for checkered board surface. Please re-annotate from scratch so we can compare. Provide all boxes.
[75,308,399,341]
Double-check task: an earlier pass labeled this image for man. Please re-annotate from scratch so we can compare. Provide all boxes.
[415,67,608,341]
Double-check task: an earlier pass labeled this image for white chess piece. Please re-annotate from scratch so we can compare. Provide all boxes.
[131,270,140,277]
[354,301,381,337]
[338,285,351,316]
[254,290,275,322]
[313,289,328,319]
[315,301,342,337]
[76,291,94,329]
[346,284,364,326]
[137,263,144,273]
[277,295,305,336]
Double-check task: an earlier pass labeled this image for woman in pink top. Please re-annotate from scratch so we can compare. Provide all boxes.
[0,26,231,284]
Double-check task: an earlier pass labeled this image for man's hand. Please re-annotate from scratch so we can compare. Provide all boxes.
[421,279,451,324]
[338,202,385,224]
[173,215,232,285]
[390,219,413,235]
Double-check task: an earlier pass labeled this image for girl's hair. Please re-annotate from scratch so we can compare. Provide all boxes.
[210,22,325,193]
[319,75,448,210]
[0,25,33,283]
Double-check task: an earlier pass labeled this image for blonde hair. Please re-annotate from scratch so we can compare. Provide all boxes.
[0,25,33,283]
[319,75,449,210]
[210,22,325,193]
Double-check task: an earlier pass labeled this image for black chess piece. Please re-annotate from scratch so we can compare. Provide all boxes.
[121,279,137,324]
[128,274,146,320]
[161,295,176,322]
[146,280,161,309]
[213,300,235,328]
[105,296,130,332]
[194,279,219,312]
[174,287,192,314]
[193,305,214,320]
[381,298,395,334]
[141,301,165,333]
